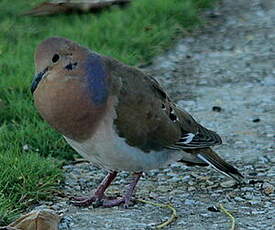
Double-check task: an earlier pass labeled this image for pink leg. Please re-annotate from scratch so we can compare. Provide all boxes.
[72,171,117,207]
[103,172,142,208]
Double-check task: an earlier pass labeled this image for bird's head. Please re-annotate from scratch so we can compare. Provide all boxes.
[32,36,109,106]
[32,37,90,94]
[31,37,110,140]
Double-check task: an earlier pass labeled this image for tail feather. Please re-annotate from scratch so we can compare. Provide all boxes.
[196,148,244,183]
[182,147,244,182]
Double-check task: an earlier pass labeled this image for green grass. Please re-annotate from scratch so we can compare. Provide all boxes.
[0,0,216,225]
[0,151,62,225]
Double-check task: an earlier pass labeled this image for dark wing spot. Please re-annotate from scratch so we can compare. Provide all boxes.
[169,111,177,122]
[65,62,78,71]
[186,119,192,125]
[151,84,168,99]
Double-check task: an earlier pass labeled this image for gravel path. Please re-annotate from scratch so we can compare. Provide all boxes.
[33,0,274,229]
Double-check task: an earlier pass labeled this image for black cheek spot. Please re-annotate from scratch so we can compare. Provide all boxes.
[65,62,78,71]
[52,54,60,63]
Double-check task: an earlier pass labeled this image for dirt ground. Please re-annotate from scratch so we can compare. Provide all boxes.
[33,0,274,229]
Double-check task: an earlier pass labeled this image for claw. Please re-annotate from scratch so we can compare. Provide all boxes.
[72,196,97,207]
[71,196,91,201]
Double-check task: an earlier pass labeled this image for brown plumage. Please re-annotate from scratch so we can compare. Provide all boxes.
[32,37,243,208]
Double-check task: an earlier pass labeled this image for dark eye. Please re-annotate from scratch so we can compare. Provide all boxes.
[52,54,60,63]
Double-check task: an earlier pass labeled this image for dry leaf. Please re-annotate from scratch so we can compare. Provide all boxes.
[1,211,60,230]
[22,0,132,16]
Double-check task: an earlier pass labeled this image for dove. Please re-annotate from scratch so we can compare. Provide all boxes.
[31,37,243,208]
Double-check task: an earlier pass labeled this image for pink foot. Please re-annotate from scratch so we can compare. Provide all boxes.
[103,172,142,208]
[71,194,113,207]
[71,171,117,207]
[71,172,142,209]
[71,195,97,207]
[102,197,134,208]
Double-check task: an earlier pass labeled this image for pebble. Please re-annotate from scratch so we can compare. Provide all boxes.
[251,210,266,215]
[212,106,222,112]
[263,76,275,86]
[252,118,260,122]
[208,206,220,212]
[22,144,30,151]
[220,180,236,188]
[200,213,211,217]
[187,186,196,192]
[248,200,261,205]
[262,183,274,195]
[59,216,73,230]
[206,180,214,186]
[241,187,254,192]
[263,202,272,207]
[234,197,245,202]
[184,199,196,205]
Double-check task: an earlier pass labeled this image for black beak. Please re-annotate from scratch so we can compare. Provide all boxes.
[31,68,48,94]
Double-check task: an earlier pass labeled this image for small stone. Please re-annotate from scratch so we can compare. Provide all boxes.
[241,187,254,192]
[262,183,274,195]
[251,210,266,215]
[206,10,221,18]
[207,184,219,189]
[158,185,169,193]
[200,213,210,217]
[226,191,237,198]
[264,202,272,207]
[170,176,181,183]
[184,199,196,205]
[187,186,196,191]
[59,216,73,230]
[248,200,261,205]
[212,106,222,112]
[206,180,214,185]
[182,175,191,181]
[248,172,257,176]
[74,185,81,190]
[252,118,260,122]
[234,197,245,202]
[263,76,275,86]
[249,179,264,185]
[208,206,220,212]
[190,172,200,178]
[220,180,236,188]
[22,144,30,151]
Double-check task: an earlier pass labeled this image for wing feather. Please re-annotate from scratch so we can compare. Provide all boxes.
[105,55,222,152]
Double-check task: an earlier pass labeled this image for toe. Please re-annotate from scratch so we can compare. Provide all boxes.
[71,196,96,207]
[102,198,124,208]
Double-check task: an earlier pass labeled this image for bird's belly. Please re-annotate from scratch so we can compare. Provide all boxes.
[64,116,182,172]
